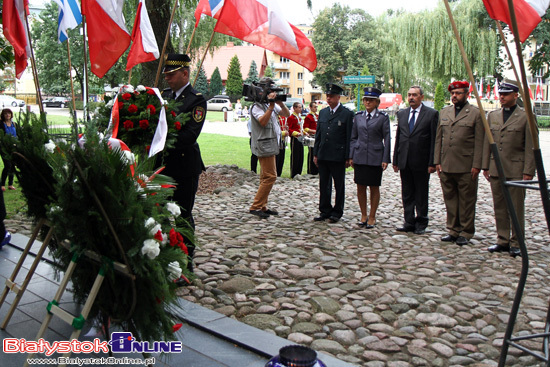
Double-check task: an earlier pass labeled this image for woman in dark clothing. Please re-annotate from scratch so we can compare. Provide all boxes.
[0,108,16,191]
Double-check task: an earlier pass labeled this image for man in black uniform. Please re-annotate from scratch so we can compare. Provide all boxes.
[161,53,206,268]
[313,83,354,223]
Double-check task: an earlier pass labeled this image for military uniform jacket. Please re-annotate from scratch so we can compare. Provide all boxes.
[303,113,318,131]
[482,106,535,178]
[313,104,354,162]
[287,113,303,135]
[160,85,206,179]
[350,109,391,166]
[434,102,484,173]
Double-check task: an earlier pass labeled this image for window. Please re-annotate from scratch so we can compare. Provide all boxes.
[297,73,303,80]
[297,88,303,95]
[280,72,290,79]
[283,88,290,94]
[280,57,290,63]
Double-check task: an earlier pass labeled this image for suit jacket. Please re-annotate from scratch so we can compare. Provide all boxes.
[313,104,353,162]
[350,109,391,166]
[482,106,536,178]
[434,102,484,173]
[393,106,438,170]
[160,85,206,179]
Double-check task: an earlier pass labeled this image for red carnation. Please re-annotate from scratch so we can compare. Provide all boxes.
[169,228,186,253]
[146,104,156,114]
[171,110,177,117]
[123,120,133,130]
[174,121,181,130]
[146,145,150,153]
[139,119,149,129]
[147,89,156,95]
[128,104,138,113]
[154,230,163,242]
[121,93,132,101]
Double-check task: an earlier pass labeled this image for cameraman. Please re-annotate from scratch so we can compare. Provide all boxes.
[249,77,290,218]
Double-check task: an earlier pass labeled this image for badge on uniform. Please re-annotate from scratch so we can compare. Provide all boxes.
[338,121,342,126]
[194,106,205,122]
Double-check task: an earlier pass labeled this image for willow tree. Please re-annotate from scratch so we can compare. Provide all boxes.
[377,0,498,96]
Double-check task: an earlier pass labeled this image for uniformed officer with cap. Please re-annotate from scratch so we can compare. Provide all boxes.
[312,83,354,223]
[434,81,484,246]
[349,87,391,228]
[482,81,535,257]
[161,53,207,269]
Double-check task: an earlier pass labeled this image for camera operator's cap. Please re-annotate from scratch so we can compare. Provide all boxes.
[362,87,382,99]
[499,81,520,93]
[163,53,191,73]
[325,83,344,95]
[448,81,469,92]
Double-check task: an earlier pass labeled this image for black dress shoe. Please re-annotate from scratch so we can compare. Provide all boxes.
[509,247,521,257]
[487,244,510,253]
[327,216,339,223]
[314,215,328,222]
[455,236,468,246]
[357,221,367,227]
[263,209,279,215]
[397,227,415,232]
[441,234,458,242]
[364,223,375,229]
[414,228,426,235]
[249,210,269,219]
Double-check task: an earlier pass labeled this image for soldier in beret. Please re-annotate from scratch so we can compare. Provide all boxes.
[313,83,354,223]
[482,81,535,257]
[161,53,207,269]
[434,81,484,246]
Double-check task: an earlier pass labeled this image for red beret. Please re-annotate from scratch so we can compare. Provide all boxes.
[448,81,469,92]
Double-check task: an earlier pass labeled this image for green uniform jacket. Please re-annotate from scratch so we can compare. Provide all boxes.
[313,104,354,162]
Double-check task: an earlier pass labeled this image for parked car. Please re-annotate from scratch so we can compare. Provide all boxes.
[206,95,232,111]
[343,101,357,112]
[379,93,403,110]
[284,97,308,116]
[43,96,70,108]
[0,95,25,108]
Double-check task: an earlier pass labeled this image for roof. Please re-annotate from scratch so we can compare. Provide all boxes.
[197,43,268,81]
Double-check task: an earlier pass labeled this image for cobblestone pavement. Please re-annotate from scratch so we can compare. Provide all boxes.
[7,151,550,366]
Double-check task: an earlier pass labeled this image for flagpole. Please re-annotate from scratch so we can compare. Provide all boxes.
[66,40,77,113]
[128,68,132,85]
[23,5,44,115]
[154,0,179,88]
[82,14,90,121]
[186,26,197,54]
[192,28,215,87]
[495,21,521,90]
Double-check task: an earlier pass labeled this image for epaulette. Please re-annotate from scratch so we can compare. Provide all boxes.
[162,88,171,93]
[379,111,388,116]
[355,111,364,115]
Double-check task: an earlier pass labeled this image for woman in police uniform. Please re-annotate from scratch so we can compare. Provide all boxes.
[350,87,391,228]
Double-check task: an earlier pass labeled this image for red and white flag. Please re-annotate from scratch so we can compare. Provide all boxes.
[529,85,534,99]
[195,0,317,72]
[493,82,499,100]
[126,0,159,71]
[194,0,224,27]
[536,77,544,100]
[483,0,550,42]
[82,0,131,78]
[2,0,30,79]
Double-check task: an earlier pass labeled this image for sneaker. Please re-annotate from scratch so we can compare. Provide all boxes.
[249,210,269,219]
[0,231,11,248]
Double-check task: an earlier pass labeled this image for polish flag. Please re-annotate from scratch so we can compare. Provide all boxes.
[194,0,224,27]
[469,83,474,94]
[493,82,499,100]
[486,84,491,99]
[82,0,131,78]
[126,0,159,71]
[529,85,534,99]
[483,0,550,42]
[2,0,30,79]
[536,78,543,100]
[195,0,317,72]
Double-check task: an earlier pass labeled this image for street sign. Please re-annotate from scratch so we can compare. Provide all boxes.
[343,75,375,84]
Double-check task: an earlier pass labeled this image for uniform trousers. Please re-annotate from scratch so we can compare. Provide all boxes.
[400,166,430,230]
[440,171,478,239]
[249,138,258,173]
[307,147,318,175]
[290,137,304,178]
[489,176,525,247]
[250,156,277,211]
[318,160,346,219]
[276,143,286,177]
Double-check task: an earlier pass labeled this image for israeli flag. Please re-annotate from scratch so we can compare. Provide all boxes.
[52,0,82,43]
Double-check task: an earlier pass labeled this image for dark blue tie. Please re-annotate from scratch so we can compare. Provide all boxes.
[409,110,416,133]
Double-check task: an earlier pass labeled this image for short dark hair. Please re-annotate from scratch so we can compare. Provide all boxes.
[1,108,13,121]
[309,101,317,108]
[293,102,302,109]
[410,85,424,95]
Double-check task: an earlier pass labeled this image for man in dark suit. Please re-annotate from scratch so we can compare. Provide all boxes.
[161,53,206,268]
[393,86,439,234]
[313,83,354,223]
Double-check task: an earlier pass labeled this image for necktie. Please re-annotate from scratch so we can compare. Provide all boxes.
[330,110,334,115]
[366,113,371,121]
[172,91,177,100]
[409,110,416,133]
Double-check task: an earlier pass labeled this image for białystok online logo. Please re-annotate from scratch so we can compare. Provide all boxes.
[3,332,182,356]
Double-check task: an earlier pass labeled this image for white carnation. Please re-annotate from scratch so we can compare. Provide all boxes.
[122,85,135,94]
[141,239,160,260]
[145,217,162,235]
[136,85,146,92]
[166,202,181,217]
[167,261,182,281]
[161,232,168,246]
[44,140,56,154]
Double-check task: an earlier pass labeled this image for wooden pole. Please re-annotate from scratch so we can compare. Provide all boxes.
[23,6,44,114]
[442,0,494,144]
[495,21,523,95]
[66,40,77,112]
[128,68,133,85]
[186,26,197,54]
[192,28,216,87]
[154,0,179,88]
[82,15,90,120]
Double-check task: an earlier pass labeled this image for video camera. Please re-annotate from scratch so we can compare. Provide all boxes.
[243,80,287,103]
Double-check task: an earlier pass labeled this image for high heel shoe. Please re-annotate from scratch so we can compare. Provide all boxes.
[365,220,376,229]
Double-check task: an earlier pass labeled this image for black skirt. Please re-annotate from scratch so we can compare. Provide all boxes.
[354,164,383,186]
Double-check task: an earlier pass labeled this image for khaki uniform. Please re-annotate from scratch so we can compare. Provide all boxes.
[482,106,536,246]
[434,102,484,239]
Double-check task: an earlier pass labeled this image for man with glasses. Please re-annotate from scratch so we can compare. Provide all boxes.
[434,81,484,246]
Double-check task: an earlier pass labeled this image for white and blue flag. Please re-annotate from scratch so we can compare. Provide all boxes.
[52,0,82,43]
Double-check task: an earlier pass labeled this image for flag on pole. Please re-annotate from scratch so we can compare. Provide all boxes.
[52,0,82,43]
[479,78,484,98]
[469,82,474,94]
[2,0,30,79]
[486,84,491,99]
[82,0,131,78]
[493,81,499,100]
[536,77,543,100]
[195,0,317,72]
[529,85,534,99]
[126,0,159,71]
[482,0,550,42]
[194,0,225,27]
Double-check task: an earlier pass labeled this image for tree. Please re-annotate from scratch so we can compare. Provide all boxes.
[350,65,373,111]
[264,65,274,78]
[529,8,550,78]
[210,67,223,96]
[194,67,209,97]
[245,60,259,84]
[225,55,243,100]
[434,82,445,111]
